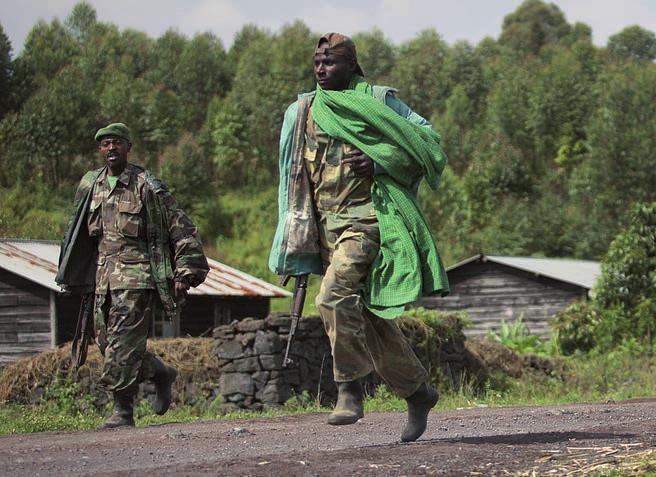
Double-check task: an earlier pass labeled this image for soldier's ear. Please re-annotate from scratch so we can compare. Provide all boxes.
[127,141,132,152]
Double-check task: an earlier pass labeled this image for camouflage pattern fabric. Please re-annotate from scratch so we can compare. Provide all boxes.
[94,289,158,395]
[88,166,155,293]
[307,115,428,398]
[57,164,209,320]
[304,108,375,217]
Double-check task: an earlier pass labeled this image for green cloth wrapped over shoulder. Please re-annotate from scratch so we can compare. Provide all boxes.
[311,77,449,318]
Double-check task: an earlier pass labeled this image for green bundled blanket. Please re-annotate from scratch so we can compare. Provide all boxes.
[311,77,449,318]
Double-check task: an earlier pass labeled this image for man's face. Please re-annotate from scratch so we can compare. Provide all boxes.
[314,48,356,91]
[98,135,130,174]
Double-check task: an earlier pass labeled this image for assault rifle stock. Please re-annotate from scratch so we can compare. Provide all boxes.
[281,274,309,368]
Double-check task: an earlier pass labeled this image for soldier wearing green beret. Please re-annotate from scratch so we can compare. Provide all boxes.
[269,33,449,442]
[57,122,209,428]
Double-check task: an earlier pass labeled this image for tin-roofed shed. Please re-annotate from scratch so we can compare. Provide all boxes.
[0,239,290,363]
[418,254,601,338]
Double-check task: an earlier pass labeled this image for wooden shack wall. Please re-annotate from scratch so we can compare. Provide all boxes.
[0,269,52,363]
[0,266,275,361]
[59,295,271,341]
[420,261,587,338]
[179,296,270,337]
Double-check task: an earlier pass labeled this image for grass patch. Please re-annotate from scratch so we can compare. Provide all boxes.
[0,404,103,434]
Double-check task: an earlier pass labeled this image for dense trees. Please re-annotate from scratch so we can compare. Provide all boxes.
[0,25,14,120]
[0,0,655,281]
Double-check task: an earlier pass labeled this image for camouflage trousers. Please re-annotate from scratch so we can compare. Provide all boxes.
[94,289,158,397]
[315,218,428,399]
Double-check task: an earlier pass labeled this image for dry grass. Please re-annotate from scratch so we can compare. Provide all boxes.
[511,444,656,476]
[0,338,218,405]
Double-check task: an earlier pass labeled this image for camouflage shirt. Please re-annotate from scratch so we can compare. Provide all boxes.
[304,107,376,220]
[88,165,156,293]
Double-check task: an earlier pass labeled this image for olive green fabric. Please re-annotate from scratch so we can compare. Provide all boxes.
[315,216,428,397]
[303,108,375,220]
[87,166,156,293]
[94,289,158,396]
[311,77,449,318]
[95,122,131,142]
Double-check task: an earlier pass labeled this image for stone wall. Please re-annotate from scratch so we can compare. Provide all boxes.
[213,313,336,413]
[213,312,471,412]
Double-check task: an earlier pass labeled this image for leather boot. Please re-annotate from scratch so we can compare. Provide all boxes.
[152,358,177,415]
[101,393,135,429]
[327,380,364,425]
[400,383,439,442]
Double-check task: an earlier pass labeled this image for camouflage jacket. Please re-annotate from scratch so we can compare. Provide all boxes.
[56,164,209,320]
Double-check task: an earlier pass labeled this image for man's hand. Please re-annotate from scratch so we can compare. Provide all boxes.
[343,148,374,177]
[174,280,190,305]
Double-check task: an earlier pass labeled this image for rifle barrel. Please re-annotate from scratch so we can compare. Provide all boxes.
[282,274,308,368]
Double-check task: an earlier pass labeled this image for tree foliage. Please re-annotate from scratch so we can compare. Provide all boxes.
[388,29,450,118]
[1,1,656,331]
[607,25,656,61]
[352,28,395,84]
[0,24,13,119]
[555,203,656,354]
[499,0,571,56]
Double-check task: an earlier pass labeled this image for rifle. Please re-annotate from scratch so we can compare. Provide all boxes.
[281,274,309,368]
[71,293,94,370]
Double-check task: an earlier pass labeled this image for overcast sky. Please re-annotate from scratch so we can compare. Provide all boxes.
[2,0,655,55]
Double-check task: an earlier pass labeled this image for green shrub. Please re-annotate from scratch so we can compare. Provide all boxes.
[45,376,96,415]
[592,202,656,350]
[551,301,599,355]
[552,203,656,354]
[0,184,69,239]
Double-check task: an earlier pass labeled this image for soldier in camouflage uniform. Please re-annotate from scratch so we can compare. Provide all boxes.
[270,34,444,442]
[305,111,430,400]
[57,123,209,429]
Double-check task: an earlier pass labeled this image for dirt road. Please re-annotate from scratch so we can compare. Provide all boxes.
[1,399,656,476]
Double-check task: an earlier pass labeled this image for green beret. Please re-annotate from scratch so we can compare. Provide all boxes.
[95,122,131,142]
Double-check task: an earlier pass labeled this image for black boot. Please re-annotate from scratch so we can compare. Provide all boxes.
[327,380,364,425]
[102,393,135,429]
[152,358,177,415]
[400,383,439,442]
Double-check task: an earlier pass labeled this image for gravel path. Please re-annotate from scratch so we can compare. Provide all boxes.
[2,399,656,476]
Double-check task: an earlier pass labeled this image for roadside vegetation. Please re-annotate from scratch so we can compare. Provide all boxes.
[2,343,656,436]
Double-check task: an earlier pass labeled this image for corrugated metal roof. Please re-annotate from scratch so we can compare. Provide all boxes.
[0,239,291,298]
[448,253,601,290]
[0,240,61,292]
